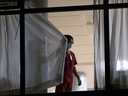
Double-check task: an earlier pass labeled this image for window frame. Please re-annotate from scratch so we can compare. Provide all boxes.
[0,0,128,95]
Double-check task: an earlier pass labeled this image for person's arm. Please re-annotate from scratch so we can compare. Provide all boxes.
[73,66,79,78]
[73,66,82,86]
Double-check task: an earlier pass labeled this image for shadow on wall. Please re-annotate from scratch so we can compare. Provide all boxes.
[72,71,87,92]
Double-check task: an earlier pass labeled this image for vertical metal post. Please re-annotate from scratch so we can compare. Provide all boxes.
[20,0,25,95]
[104,0,111,90]
[18,0,20,8]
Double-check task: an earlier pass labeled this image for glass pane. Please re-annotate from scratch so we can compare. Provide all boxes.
[25,12,69,94]
[0,14,20,95]
[25,10,96,94]
[94,0,104,5]
[0,0,19,12]
[93,9,105,90]
[109,0,128,4]
[25,0,103,9]
[0,0,18,7]
[48,0,93,7]
[109,8,128,89]
[48,10,94,92]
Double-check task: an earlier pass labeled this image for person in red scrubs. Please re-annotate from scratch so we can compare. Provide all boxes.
[55,35,82,92]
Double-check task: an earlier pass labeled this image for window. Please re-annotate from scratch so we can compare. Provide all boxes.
[25,0,99,9]
[0,0,19,10]
[1,0,128,95]
[48,10,95,92]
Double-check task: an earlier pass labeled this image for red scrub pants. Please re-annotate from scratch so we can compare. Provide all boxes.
[55,82,72,92]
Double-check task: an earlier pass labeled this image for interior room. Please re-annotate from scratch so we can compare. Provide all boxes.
[47,10,94,92]
[29,0,95,92]
[25,0,128,93]
[0,0,128,95]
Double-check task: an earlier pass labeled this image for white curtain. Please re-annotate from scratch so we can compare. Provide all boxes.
[0,1,67,95]
[25,1,67,94]
[0,15,20,95]
[94,0,128,90]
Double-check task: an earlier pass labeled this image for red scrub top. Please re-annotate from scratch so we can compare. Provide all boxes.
[64,51,77,83]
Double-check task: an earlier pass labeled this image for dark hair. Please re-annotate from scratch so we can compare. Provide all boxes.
[64,35,73,43]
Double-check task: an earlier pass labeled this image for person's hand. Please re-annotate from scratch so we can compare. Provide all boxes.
[77,76,82,86]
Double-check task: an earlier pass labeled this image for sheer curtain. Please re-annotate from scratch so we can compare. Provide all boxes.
[25,1,67,94]
[94,0,105,90]
[0,15,20,95]
[0,1,67,95]
[94,0,128,90]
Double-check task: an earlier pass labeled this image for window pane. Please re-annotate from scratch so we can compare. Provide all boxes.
[0,1,19,12]
[0,14,20,95]
[25,10,96,94]
[48,0,93,7]
[25,12,69,94]
[109,8,128,89]
[48,10,95,92]
[0,0,18,8]
[109,0,128,4]
[93,9,105,90]
[25,0,103,9]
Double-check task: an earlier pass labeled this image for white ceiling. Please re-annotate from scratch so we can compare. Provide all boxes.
[48,11,93,36]
[48,0,94,64]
